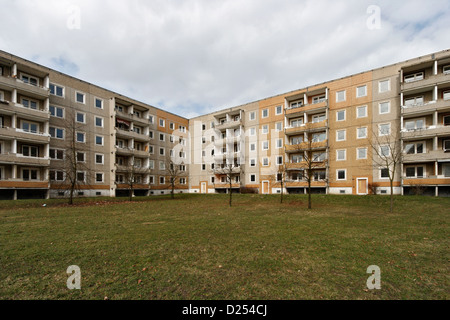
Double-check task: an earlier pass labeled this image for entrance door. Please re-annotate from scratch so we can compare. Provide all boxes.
[262,181,270,194]
[200,182,207,194]
[357,178,368,195]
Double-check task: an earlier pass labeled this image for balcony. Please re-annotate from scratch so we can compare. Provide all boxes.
[0,75,49,99]
[115,128,149,141]
[403,177,450,186]
[403,150,450,163]
[0,101,50,121]
[401,99,450,116]
[285,140,328,152]
[401,73,449,92]
[0,126,50,143]
[285,161,327,170]
[215,119,242,131]
[0,180,49,189]
[0,153,50,166]
[285,121,328,135]
[214,182,241,189]
[401,125,450,140]
[285,100,328,118]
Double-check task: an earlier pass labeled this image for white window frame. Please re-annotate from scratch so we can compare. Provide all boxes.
[404,72,424,83]
[159,119,165,127]
[356,85,367,98]
[336,130,346,142]
[443,65,450,75]
[357,105,367,118]
[50,83,65,97]
[262,157,269,166]
[21,97,39,110]
[380,145,390,157]
[95,116,104,128]
[76,112,86,124]
[357,147,368,160]
[250,174,256,183]
[250,158,256,167]
[249,111,256,121]
[336,149,346,161]
[357,127,368,139]
[405,166,425,179]
[275,105,282,115]
[262,141,269,151]
[95,97,103,109]
[262,109,269,118]
[404,141,426,155]
[76,171,86,183]
[50,126,65,140]
[336,110,346,122]
[262,125,269,134]
[276,122,283,132]
[379,123,391,136]
[336,90,346,102]
[95,172,104,183]
[95,153,104,165]
[49,105,65,119]
[75,91,86,104]
[95,135,104,146]
[22,168,39,181]
[76,131,86,143]
[50,148,65,160]
[76,151,86,163]
[250,143,256,152]
[336,169,347,181]
[379,79,390,93]
[20,73,39,86]
[443,90,450,101]
[379,101,390,114]
[276,138,283,149]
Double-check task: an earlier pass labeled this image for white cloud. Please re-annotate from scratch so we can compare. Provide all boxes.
[0,0,449,117]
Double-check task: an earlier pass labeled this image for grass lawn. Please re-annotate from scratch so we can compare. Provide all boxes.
[0,194,448,300]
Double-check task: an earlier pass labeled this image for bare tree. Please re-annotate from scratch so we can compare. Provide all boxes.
[213,162,242,207]
[369,124,403,213]
[50,111,92,205]
[163,156,187,199]
[269,163,288,204]
[286,131,328,209]
[116,157,151,201]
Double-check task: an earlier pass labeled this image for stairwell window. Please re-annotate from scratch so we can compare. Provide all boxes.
[336,110,346,121]
[356,85,367,98]
[75,91,85,104]
[379,79,390,93]
[336,90,346,102]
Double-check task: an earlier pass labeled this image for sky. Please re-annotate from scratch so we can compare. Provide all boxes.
[1,0,450,118]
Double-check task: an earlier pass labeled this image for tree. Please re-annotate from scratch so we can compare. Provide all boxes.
[213,162,242,207]
[269,162,288,204]
[286,130,328,209]
[163,155,187,199]
[369,123,403,213]
[116,157,151,201]
[50,111,92,205]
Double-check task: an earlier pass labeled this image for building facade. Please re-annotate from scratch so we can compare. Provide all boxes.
[0,49,449,199]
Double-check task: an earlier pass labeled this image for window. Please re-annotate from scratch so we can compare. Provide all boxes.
[22,169,38,181]
[404,119,425,131]
[49,83,64,97]
[249,127,256,136]
[50,170,64,182]
[50,149,64,160]
[0,91,3,101]
[357,127,367,139]
[50,127,64,139]
[262,157,269,166]
[159,119,165,127]
[312,114,326,123]
[405,166,425,178]
[250,143,256,152]
[291,118,303,127]
[21,121,38,134]
[357,148,367,160]
[276,156,283,165]
[250,158,256,167]
[180,178,186,185]
[49,105,64,118]
[445,116,450,126]
[380,145,390,157]
[159,161,166,170]
[312,95,326,104]
[76,171,85,182]
[313,171,326,181]
[179,125,186,133]
[95,117,103,127]
[404,72,424,83]
[356,85,367,98]
[262,109,269,118]
[76,132,86,143]
[276,139,283,149]
[444,65,450,75]
[312,132,326,143]
[291,136,303,145]
[95,98,103,109]
[404,142,425,154]
[95,154,104,164]
[262,125,269,134]
[357,106,367,118]
[379,102,390,114]
[275,105,282,115]
[275,122,283,132]
[336,130,346,141]
[149,115,154,124]
[21,98,38,110]
[313,152,326,162]
[76,112,85,123]
[262,141,269,150]
[250,174,256,183]
[444,91,450,101]
[76,152,85,163]
[380,168,390,179]
[159,147,165,156]
[443,140,450,152]
[21,73,38,86]
[95,135,104,146]
[337,110,346,121]
[291,154,303,163]
[336,90,346,102]
[76,92,85,104]
[337,169,346,180]
[404,96,424,107]
[159,133,165,142]
[379,123,391,136]
[290,100,303,108]
[159,176,165,184]
[96,173,104,183]
[379,79,390,93]
[336,149,346,161]
[22,145,39,157]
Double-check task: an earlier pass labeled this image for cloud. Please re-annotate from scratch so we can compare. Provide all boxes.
[0,0,449,117]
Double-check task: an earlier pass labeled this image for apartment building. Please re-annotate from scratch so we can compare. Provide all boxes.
[0,49,449,199]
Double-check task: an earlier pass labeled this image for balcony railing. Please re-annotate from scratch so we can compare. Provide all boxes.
[285,140,328,152]
[401,125,450,139]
